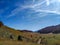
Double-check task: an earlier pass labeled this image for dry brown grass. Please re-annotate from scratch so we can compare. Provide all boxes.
[0,40,40,45]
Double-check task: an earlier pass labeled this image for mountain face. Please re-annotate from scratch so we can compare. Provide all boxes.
[37,25,60,34]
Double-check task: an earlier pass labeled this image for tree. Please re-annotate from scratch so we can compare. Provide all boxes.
[0,21,3,27]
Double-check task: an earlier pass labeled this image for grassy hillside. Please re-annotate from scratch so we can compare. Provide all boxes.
[0,22,60,45]
[0,22,40,45]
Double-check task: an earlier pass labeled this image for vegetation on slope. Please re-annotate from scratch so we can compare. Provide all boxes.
[0,21,60,45]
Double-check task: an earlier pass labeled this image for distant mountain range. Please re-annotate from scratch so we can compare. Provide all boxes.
[37,25,60,34]
[18,30,33,32]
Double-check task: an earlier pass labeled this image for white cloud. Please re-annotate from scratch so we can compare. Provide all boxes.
[46,0,50,6]
[33,0,35,3]
[31,1,45,8]
[7,5,29,18]
[58,0,60,2]
[34,9,60,14]
[7,0,60,18]
[7,0,46,18]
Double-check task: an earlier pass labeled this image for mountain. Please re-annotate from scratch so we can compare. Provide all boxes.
[18,30,33,32]
[37,24,60,34]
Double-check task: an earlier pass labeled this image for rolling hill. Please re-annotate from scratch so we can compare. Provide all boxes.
[37,24,60,34]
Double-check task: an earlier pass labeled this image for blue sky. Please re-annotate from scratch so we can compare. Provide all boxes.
[0,0,60,31]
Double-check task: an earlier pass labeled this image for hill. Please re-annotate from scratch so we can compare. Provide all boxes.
[1,21,60,45]
[0,21,34,40]
[0,21,41,45]
[37,24,60,34]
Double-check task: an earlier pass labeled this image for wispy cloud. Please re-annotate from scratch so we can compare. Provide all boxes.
[46,0,50,6]
[34,9,60,14]
[7,5,29,18]
[7,0,46,18]
[7,0,60,18]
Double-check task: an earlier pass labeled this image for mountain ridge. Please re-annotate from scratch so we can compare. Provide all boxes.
[37,24,60,34]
